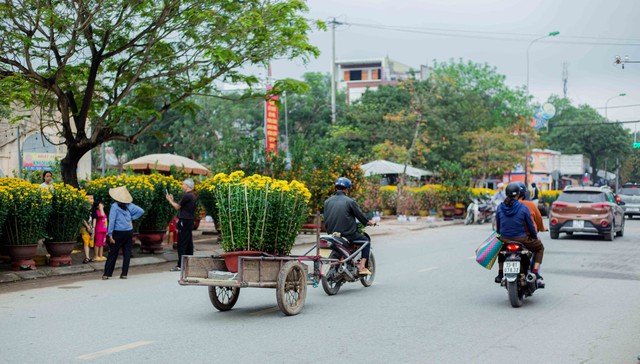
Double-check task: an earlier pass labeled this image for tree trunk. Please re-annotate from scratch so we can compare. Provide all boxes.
[60,146,92,188]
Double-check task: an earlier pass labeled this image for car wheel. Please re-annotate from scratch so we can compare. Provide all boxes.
[550,230,559,239]
[604,224,614,241]
[616,219,624,237]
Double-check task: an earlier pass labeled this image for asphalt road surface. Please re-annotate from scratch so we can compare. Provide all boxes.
[1,219,639,364]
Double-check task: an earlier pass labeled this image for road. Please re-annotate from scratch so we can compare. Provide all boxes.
[1,219,639,363]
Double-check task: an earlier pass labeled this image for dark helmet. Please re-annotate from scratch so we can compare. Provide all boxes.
[505,182,521,198]
[335,177,352,189]
[515,182,527,198]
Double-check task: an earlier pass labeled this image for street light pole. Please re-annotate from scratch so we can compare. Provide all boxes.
[524,31,558,187]
[605,93,626,119]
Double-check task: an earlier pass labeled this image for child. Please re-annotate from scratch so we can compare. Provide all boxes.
[91,200,108,261]
[81,195,94,263]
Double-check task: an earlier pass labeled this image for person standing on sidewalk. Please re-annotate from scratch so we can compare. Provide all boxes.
[166,178,197,272]
[91,200,108,261]
[102,187,144,280]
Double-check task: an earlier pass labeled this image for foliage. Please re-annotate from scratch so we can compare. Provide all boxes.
[46,183,90,242]
[0,0,321,187]
[0,178,52,245]
[542,96,632,180]
[462,126,525,185]
[396,187,421,215]
[208,171,311,255]
[414,185,442,211]
[137,174,183,231]
[470,188,494,199]
[379,186,398,211]
[0,185,11,237]
[540,190,562,205]
[359,176,384,213]
[84,175,155,231]
[620,149,640,183]
[438,161,471,206]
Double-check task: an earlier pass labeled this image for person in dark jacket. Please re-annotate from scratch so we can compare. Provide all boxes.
[494,182,545,288]
[324,177,375,275]
[166,178,197,272]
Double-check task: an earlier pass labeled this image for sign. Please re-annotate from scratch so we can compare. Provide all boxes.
[22,152,64,170]
[265,91,279,155]
[633,142,640,149]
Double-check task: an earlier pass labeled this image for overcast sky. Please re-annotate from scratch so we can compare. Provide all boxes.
[270,0,640,130]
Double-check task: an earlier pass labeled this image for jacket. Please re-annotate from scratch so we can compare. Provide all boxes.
[495,200,538,240]
[323,191,369,238]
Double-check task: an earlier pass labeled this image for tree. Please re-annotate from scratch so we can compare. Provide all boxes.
[462,126,525,187]
[543,97,632,180]
[0,0,320,186]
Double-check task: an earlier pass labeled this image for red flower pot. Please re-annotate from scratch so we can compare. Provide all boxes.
[6,244,38,271]
[44,241,76,267]
[220,251,264,273]
[137,230,167,254]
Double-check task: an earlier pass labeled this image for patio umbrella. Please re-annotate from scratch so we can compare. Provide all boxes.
[360,160,434,178]
[123,153,211,176]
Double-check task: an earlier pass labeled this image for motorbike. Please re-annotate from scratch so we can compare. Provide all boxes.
[499,241,540,307]
[318,231,375,295]
[465,195,495,225]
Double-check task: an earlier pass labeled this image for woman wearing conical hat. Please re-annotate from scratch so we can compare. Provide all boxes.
[102,186,145,280]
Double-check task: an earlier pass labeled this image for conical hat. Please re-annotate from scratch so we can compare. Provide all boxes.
[109,186,133,204]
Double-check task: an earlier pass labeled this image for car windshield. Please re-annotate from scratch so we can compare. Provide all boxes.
[558,191,606,203]
[619,187,640,196]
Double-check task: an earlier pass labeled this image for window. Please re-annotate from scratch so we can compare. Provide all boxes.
[371,69,380,80]
[349,70,362,81]
[558,192,606,203]
[619,187,640,196]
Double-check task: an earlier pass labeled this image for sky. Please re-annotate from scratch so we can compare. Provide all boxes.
[270,0,640,131]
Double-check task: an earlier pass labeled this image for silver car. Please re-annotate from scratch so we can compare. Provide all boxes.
[618,184,640,218]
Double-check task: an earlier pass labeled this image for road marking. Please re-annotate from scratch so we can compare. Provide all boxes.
[251,307,280,316]
[417,267,439,273]
[77,341,153,360]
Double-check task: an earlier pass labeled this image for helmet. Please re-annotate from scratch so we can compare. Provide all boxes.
[335,177,352,189]
[505,182,521,198]
[515,182,527,198]
[497,182,504,189]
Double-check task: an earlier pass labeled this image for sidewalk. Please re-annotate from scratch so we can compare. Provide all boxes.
[0,217,463,284]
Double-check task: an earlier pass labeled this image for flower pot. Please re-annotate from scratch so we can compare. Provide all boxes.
[137,230,167,254]
[6,244,39,271]
[220,251,265,273]
[440,206,455,221]
[382,208,394,216]
[418,210,430,217]
[44,241,76,267]
[192,219,201,231]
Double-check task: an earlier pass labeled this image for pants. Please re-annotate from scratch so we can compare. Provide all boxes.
[345,232,370,260]
[103,230,133,277]
[177,219,194,268]
[497,236,545,266]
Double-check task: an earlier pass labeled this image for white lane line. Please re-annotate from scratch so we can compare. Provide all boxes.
[417,267,439,273]
[77,341,153,360]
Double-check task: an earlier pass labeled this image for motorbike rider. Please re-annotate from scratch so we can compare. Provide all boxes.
[494,182,545,288]
[490,182,507,204]
[516,182,546,233]
[323,177,375,275]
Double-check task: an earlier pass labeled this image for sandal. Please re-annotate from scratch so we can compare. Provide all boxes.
[82,258,91,264]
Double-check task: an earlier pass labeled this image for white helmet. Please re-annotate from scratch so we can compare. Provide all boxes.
[497,182,504,188]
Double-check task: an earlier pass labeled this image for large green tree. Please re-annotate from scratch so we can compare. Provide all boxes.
[0,0,320,186]
[543,96,632,180]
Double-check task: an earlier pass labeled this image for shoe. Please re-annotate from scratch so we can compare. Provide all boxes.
[83,258,91,264]
[494,272,503,283]
[535,273,545,289]
[102,276,109,280]
[120,275,127,279]
[96,257,106,261]
[358,268,372,276]
[170,266,181,272]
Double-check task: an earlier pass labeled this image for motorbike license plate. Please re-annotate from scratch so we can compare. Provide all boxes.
[319,248,332,258]
[573,220,584,229]
[504,261,520,274]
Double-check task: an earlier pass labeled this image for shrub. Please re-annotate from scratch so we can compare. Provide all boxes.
[0,178,52,245]
[46,183,90,242]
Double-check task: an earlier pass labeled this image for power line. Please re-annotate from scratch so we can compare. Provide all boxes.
[593,103,640,110]
[551,119,640,128]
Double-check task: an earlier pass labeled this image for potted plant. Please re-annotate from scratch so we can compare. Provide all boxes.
[0,178,52,270]
[135,174,182,253]
[415,185,439,216]
[44,183,90,266]
[438,162,471,220]
[379,186,397,216]
[211,171,311,272]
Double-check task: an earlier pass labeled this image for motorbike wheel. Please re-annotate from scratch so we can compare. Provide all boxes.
[507,281,524,308]
[464,211,474,225]
[360,252,376,287]
[208,286,240,311]
[321,253,343,295]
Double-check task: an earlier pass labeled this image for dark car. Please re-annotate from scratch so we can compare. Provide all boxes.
[618,183,640,219]
[549,186,625,241]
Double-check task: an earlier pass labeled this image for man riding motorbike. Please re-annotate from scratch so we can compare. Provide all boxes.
[323,177,375,275]
[494,182,545,288]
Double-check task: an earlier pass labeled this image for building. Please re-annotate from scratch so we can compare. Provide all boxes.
[336,57,418,104]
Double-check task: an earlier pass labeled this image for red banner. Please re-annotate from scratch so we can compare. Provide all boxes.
[265,94,279,155]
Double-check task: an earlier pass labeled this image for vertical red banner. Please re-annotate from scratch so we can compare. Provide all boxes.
[265,93,279,155]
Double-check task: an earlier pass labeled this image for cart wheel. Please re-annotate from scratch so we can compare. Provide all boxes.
[208,286,240,311]
[360,252,376,287]
[276,261,307,316]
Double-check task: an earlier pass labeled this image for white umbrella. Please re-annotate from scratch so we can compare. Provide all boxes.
[123,153,210,176]
[360,160,433,178]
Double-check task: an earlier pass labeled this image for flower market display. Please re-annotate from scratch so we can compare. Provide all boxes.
[46,183,90,242]
[0,178,52,245]
[203,171,311,255]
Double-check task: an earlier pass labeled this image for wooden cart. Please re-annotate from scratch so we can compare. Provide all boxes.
[179,253,323,316]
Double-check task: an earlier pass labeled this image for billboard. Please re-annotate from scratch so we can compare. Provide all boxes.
[22,152,64,170]
[265,93,279,155]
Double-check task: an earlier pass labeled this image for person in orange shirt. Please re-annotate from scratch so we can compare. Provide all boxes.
[516,182,546,233]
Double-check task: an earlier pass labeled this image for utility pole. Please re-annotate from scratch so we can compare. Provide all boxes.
[562,62,568,99]
[329,18,342,124]
[16,125,22,178]
[101,143,106,177]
